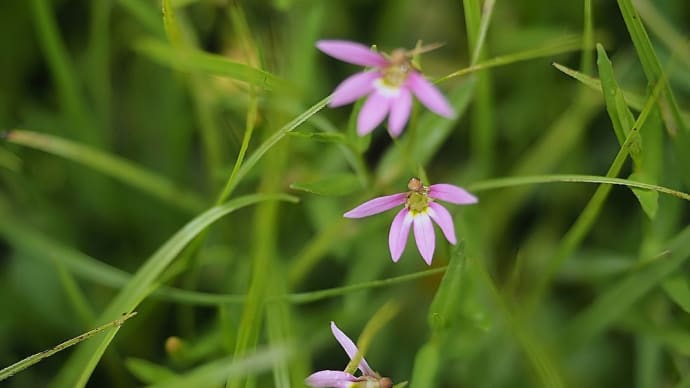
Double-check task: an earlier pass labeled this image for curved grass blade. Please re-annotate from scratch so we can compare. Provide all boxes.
[51,193,298,388]
[468,174,690,202]
[0,312,137,382]
[4,130,206,213]
[134,39,286,91]
[149,347,290,388]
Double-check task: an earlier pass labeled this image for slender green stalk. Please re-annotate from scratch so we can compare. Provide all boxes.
[344,301,400,375]
[0,312,137,382]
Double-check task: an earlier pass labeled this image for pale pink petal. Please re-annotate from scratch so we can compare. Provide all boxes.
[389,208,413,262]
[406,72,455,118]
[357,92,391,135]
[428,184,478,205]
[316,40,388,67]
[343,193,406,218]
[330,71,380,107]
[413,213,435,265]
[330,322,375,376]
[428,202,456,244]
[305,370,357,388]
[387,88,412,137]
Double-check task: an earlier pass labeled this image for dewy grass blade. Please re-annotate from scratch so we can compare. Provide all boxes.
[51,194,297,388]
[4,130,206,213]
[0,312,137,382]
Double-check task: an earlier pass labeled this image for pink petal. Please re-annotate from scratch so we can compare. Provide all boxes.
[330,322,375,376]
[389,208,413,262]
[329,71,379,107]
[316,40,388,67]
[413,213,435,265]
[428,184,478,205]
[428,202,456,244]
[305,370,357,388]
[387,87,412,137]
[406,72,455,118]
[357,92,391,135]
[343,193,406,218]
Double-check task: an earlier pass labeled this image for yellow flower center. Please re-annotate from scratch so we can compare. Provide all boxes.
[406,192,430,215]
[381,49,411,88]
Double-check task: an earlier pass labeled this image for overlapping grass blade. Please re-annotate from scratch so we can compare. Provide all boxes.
[51,193,297,388]
[564,226,690,347]
[4,130,205,213]
[134,39,286,90]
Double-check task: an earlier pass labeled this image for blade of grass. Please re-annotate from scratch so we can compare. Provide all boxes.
[634,0,690,69]
[617,0,690,188]
[0,312,137,382]
[134,39,286,91]
[468,174,690,202]
[28,0,95,144]
[527,72,668,305]
[51,193,297,388]
[222,95,331,199]
[597,44,637,145]
[553,62,648,111]
[580,0,595,75]
[0,146,21,172]
[564,226,690,347]
[436,35,582,83]
[464,0,496,177]
[4,130,206,213]
[148,347,290,388]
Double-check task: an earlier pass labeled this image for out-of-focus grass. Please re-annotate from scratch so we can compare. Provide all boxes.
[0,1,689,387]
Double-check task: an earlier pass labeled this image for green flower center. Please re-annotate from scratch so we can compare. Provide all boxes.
[406,192,430,214]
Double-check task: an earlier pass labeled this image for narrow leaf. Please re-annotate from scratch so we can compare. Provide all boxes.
[290,174,362,196]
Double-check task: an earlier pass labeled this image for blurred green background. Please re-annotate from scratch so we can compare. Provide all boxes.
[1,0,689,387]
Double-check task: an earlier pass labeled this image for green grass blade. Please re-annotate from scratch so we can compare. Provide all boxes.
[662,276,690,314]
[28,0,95,143]
[289,173,362,196]
[222,95,331,199]
[617,0,687,133]
[437,35,581,83]
[148,347,290,388]
[564,226,690,347]
[4,130,206,213]
[51,194,297,388]
[0,312,137,382]
[468,174,690,202]
[553,62,649,111]
[0,146,21,172]
[597,44,637,145]
[134,39,286,90]
[580,0,595,74]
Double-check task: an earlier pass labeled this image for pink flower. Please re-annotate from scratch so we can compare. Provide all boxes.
[306,322,393,388]
[344,178,477,265]
[316,40,455,137]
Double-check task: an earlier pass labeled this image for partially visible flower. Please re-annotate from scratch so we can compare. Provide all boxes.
[306,322,393,388]
[316,40,455,138]
[344,177,477,265]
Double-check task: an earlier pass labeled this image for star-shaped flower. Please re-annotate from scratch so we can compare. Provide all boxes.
[306,322,393,388]
[344,178,477,265]
[316,40,455,137]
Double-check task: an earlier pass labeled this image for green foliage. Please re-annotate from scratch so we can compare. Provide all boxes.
[0,1,689,387]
